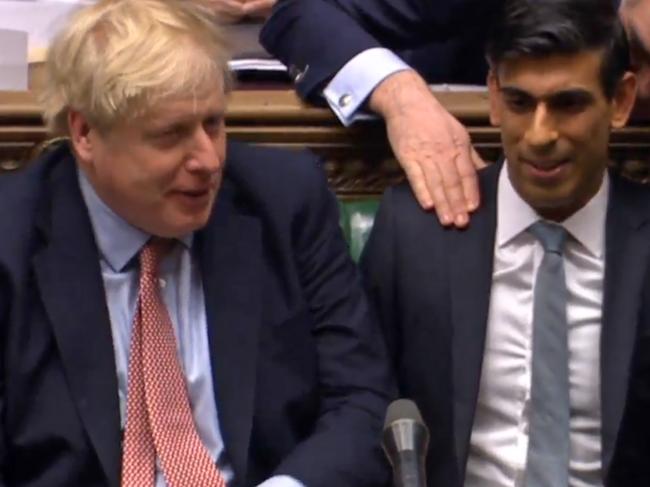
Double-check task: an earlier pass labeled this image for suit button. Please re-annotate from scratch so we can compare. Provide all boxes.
[338,94,352,108]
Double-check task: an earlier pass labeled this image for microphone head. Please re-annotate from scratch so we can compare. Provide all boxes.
[382,399,430,487]
[382,399,429,459]
[384,399,424,429]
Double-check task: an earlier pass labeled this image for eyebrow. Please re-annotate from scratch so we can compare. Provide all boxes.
[499,86,595,103]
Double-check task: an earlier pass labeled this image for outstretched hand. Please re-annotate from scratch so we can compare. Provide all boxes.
[369,70,486,227]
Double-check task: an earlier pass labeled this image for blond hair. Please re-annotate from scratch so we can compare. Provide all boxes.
[41,0,232,135]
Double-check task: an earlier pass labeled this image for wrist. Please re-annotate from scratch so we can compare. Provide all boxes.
[368,70,437,117]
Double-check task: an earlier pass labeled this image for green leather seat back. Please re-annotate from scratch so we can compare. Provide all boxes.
[338,199,380,262]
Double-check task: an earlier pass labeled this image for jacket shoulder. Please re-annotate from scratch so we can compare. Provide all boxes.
[609,171,650,228]
[0,143,70,266]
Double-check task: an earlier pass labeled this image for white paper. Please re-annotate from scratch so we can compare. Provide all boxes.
[0,28,28,90]
[228,59,287,73]
[0,1,92,52]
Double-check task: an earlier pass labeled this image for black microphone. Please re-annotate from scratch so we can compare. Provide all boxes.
[382,399,429,487]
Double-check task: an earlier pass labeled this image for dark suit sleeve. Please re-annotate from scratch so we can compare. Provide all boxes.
[271,161,396,487]
[260,0,500,100]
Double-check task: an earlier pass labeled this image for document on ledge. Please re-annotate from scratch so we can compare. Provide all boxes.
[221,21,288,80]
[0,28,28,90]
[228,59,287,73]
[0,1,92,55]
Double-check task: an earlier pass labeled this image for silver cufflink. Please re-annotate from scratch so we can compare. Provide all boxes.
[338,94,352,107]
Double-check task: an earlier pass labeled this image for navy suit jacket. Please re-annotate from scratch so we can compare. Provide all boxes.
[0,140,394,487]
[360,161,650,486]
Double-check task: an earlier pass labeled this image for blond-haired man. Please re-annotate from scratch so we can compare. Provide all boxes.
[0,1,394,486]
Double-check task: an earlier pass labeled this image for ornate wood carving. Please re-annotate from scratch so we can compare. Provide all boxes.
[1,89,649,196]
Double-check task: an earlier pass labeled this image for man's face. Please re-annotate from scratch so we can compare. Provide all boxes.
[621,0,650,118]
[73,88,227,238]
[488,50,635,221]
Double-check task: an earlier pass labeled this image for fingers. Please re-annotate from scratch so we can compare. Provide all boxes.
[471,146,487,170]
[452,140,484,214]
[439,127,473,226]
[371,72,482,228]
[242,0,276,17]
[208,0,275,21]
[397,133,467,226]
[461,146,486,212]
[399,115,474,226]
[423,159,458,226]
[207,0,247,22]
[400,155,435,210]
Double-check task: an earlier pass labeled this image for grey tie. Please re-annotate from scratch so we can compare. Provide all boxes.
[525,221,570,487]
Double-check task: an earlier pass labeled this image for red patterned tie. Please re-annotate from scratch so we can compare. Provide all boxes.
[121,239,227,487]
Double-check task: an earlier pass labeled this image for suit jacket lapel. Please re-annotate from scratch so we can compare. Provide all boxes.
[197,183,262,484]
[448,162,500,476]
[32,155,122,487]
[600,174,650,474]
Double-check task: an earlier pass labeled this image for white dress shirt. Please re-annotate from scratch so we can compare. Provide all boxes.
[464,163,608,487]
[322,48,485,126]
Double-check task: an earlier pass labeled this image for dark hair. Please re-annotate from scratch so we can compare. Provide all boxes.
[486,0,630,98]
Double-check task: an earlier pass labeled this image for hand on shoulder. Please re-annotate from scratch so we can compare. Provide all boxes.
[369,69,486,228]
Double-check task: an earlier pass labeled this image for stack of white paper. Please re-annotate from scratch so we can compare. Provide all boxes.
[228,59,287,73]
[0,28,28,90]
[0,0,92,54]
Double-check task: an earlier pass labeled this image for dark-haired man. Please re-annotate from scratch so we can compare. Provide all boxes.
[360,0,650,485]
[261,0,650,229]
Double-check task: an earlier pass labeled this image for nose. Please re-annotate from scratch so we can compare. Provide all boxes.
[524,103,559,149]
[185,126,222,174]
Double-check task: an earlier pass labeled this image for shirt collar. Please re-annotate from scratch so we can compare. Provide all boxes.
[496,161,608,258]
[77,167,193,272]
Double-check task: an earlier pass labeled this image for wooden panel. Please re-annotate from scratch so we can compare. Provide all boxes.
[1,89,649,195]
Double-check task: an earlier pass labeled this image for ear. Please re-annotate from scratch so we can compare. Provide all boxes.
[610,71,637,129]
[68,110,95,169]
[487,70,501,126]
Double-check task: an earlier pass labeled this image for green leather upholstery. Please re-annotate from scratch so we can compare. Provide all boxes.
[338,199,380,262]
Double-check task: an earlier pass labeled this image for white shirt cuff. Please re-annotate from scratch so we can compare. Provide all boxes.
[256,475,305,487]
[323,47,411,126]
